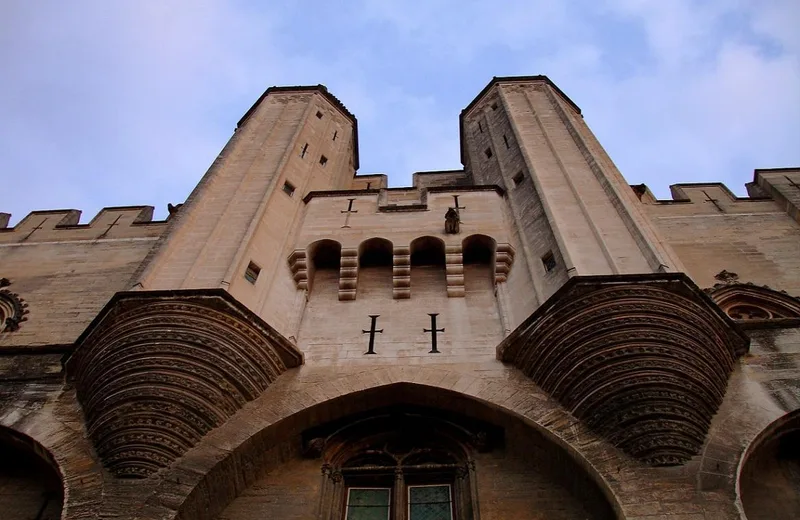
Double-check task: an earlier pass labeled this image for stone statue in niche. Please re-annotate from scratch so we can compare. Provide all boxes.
[445,208,460,234]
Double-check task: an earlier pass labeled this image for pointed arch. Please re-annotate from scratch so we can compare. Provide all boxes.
[149,374,623,520]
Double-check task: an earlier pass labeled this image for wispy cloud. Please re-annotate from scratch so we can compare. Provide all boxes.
[1,0,797,222]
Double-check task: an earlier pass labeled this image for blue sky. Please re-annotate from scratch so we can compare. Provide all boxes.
[1,0,798,223]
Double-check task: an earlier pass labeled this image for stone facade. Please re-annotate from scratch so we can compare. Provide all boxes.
[1,76,799,519]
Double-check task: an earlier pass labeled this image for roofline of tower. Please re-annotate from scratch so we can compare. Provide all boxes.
[237,85,360,170]
[458,75,582,166]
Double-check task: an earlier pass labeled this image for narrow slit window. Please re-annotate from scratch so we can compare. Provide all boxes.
[503,134,510,148]
[244,261,261,284]
[332,130,338,141]
[316,110,323,119]
[282,181,296,196]
[300,143,308,158]
[484,148,493,159]
[478,121,483,133]
[542,251,557,272]
[512,171,525,186]
[319,155,328,166]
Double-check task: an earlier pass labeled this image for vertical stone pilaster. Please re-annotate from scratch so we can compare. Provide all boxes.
[339,248,358,301]
[495,243,515,284]
[289,249,308,290]
[393,246,411,299]
[446,245,465,297]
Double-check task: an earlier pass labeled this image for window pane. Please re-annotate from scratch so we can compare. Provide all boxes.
[346,488,391,520]
[409,485,453,520]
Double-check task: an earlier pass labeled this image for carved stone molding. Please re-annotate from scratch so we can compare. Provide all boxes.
[494,243,515,284]
[67,289,303,478]
[288,249,308,290]
[0,279,29,332]
[338,248,358,301]
[498,274,748,466]
[392,246,411,299]
[705,282,800,326]
[445,245,465,297]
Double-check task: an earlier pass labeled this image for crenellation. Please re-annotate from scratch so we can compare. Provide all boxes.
[0,206,167,243]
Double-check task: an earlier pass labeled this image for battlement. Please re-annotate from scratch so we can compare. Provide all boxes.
[0,206,169,243]
[632,168,800,221]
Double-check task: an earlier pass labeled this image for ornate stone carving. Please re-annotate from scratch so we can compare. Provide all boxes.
[498,274,748,466]
[714,270,739,284]
[67,289,303,478]
[444,208,460,234]
[0,280,29,332]
[705,282,800,322]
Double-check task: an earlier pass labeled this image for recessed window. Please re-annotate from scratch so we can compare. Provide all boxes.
[332,130,338,141]
[316,110,323,119]
[282,181,296,196]
[319,155,328,166]
[503,134,510,149]
[491,102,498,110]
[484,148,493,159]
[542,251,557,272]
[244,261,261,284]
[345,488,391,520]
[512,171,525,186]
[300,143,308,158]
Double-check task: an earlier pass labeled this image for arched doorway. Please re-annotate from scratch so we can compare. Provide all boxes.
[739,410,800,519]
[202,384,618,520]
[0,427,63,520]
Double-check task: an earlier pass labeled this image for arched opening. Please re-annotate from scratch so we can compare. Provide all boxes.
[0,427,63,520]
[309,239,342,299]
[739,411,800,519]
[410,236,446,295]
[462,234,496,293]
[189,383,619,520]
[357,238,393,297]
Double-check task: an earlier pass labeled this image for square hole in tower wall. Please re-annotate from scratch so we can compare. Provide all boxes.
[319,155,328,166]
[485,148,493,159]
[512,171,525,186]
[244,262,261,284]
[316,111,323,119]
[282,181,296,196]
[542,251,557,272]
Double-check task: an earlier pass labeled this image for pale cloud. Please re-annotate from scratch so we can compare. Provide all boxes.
[1,0,798,222]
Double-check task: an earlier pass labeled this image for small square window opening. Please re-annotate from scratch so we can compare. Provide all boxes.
[244,262,261,284]
[282,181,296,196]
[512,171,525,186]
[319,155,328,166]
[542,251,557,272]
[491,102,498,110]
[316,111,323,119]
[484,148,493,159]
